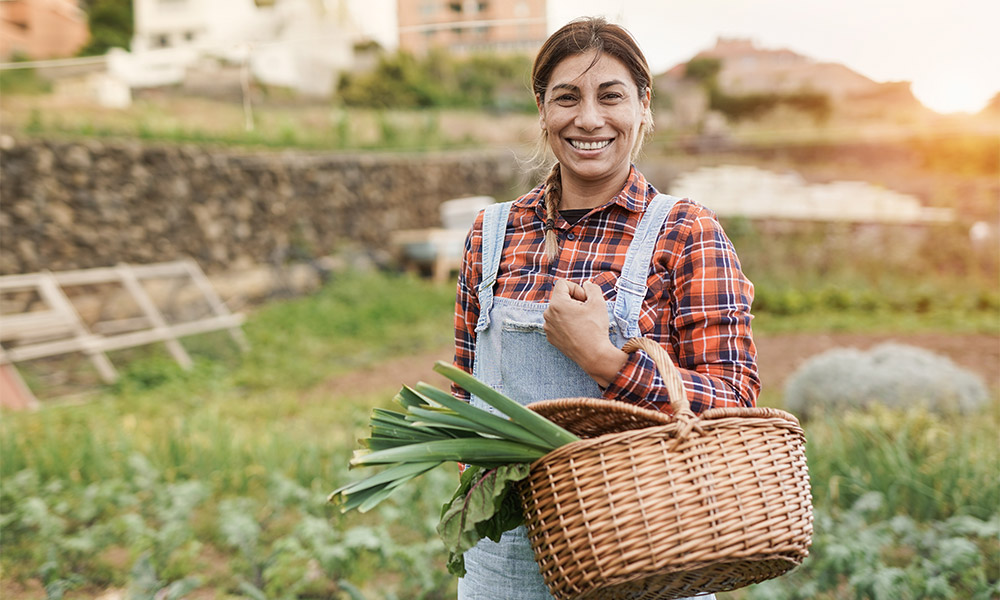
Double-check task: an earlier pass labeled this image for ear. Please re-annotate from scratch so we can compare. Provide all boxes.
[641,86,651,111]
[536,93,546,130]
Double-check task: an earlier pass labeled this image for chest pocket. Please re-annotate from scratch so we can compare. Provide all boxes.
[498,319,602,404]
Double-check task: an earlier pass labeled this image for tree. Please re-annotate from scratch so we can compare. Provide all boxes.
[336,50,534,111]
[683,57,721,85]
[78,0,134,56]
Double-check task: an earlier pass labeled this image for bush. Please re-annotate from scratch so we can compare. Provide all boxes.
[0,57,52,95]
[784,343,989,419]
[337,50,534,111]
[742,497,1000,600]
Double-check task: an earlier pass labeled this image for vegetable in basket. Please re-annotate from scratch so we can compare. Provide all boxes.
[329,361,580,576]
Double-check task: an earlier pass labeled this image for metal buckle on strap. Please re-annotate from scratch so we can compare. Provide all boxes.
[478,274,497,295]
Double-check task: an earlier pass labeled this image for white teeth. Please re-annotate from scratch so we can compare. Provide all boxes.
[570,139,611,150]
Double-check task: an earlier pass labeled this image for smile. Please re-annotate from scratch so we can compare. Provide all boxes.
[569,139,612,151]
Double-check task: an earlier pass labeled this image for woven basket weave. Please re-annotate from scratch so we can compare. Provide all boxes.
[521,338,813,600]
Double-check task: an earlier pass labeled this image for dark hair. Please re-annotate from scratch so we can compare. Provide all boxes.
[532,17,654,259]
[533,17,652,106]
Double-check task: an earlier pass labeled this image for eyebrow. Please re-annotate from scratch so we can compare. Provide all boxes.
[550,80,629,94]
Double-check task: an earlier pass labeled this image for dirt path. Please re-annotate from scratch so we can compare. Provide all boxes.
[325,332,998,397]
[753,332,999,391]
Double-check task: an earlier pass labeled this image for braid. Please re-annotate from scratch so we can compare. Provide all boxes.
[542,162,561,261]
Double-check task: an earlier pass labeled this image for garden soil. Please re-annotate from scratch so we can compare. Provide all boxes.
[323,332,999,401]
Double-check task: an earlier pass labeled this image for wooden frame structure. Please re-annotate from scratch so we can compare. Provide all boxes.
[0,259,247,408]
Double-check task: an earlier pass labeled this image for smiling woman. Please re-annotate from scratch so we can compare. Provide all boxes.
[449,16,760,600]
[536,51,650,209]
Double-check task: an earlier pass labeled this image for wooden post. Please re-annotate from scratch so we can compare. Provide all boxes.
[39,273,119,383]
[0,260,248,404]
[115,264,193,370]
[182,259,249,351]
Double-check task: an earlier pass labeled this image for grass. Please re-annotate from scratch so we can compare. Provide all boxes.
[0,95,538,153]
[1,269,997,599]
[1,270,459,599]
[805,405,999,522]
[752,306,999,335]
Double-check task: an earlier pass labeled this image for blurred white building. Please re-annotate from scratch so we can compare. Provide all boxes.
[114,0,364,97]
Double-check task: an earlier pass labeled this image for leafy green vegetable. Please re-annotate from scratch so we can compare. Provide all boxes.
[432,361,580,447]
[329,368,579,577]
[438,463,532,577]
[349,437,547,468]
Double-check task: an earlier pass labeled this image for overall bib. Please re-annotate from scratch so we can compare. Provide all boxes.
[457,195,715,600]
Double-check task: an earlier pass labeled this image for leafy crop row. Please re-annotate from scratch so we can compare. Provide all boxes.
[1,460,458,599]
[741,496,1000,600]
[1,270,996,598]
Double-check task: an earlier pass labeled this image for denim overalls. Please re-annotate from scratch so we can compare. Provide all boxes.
[457,194,715,600]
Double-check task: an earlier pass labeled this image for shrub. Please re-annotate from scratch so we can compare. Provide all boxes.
[784,343,989,419]
[742,497,1000,600]
[336,50,533,111]
[0,60,52,95]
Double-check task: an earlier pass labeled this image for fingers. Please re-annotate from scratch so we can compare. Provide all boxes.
[581,280,604,304]
[552,278,588,302]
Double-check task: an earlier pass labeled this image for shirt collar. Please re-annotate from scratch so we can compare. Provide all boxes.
[513,165,654,214]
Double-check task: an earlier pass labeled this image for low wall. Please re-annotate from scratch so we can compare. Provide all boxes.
[0,136,524,278]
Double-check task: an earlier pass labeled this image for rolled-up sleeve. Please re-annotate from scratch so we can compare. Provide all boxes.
[452,213,484,400]
[602,202,760,414]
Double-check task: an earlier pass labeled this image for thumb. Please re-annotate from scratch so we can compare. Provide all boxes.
[582,281,605,304]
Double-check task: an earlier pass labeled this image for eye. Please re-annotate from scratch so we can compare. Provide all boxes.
[553,94,578,106]
[601,91,625,102]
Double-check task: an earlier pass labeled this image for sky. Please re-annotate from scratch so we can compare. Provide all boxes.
[347,0,1000,114]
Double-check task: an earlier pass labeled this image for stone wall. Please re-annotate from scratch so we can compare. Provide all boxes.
[0,136,524,277]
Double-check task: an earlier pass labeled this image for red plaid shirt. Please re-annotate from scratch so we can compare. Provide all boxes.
[453,167,759,414]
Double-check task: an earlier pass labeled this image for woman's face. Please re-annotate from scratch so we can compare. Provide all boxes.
[537,50,650,189]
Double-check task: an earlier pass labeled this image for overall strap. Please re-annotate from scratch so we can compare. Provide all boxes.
[613,194,680,338]
[475,201,513,332]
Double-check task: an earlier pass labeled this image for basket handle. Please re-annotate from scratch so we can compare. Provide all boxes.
[622,337,697,425]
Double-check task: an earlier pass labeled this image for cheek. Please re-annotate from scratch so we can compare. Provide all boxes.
[624,107,645,136]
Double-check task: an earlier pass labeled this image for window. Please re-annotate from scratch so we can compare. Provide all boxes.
[419,1,436,17]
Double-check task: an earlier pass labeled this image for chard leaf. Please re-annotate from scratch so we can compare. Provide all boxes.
[437,463,531,577]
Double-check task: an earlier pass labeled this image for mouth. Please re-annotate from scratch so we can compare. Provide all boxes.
[568,138,612,151]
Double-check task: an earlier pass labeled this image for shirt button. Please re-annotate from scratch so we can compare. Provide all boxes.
[566,232,576,241]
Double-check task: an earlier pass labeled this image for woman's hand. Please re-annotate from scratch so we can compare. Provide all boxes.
[544,279,628,388]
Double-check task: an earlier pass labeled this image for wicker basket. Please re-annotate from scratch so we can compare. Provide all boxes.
[521,338,813,600]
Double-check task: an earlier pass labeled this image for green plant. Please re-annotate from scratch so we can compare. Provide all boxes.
[803,405,999,522]
[332,363,579,575]
[0,64,52,95]
[336,50,533,111]
[1,269,994,598]
[732,496,1000,600]
[78,0,134,57]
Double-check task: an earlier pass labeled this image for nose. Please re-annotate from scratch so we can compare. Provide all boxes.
[574,98,604,131]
